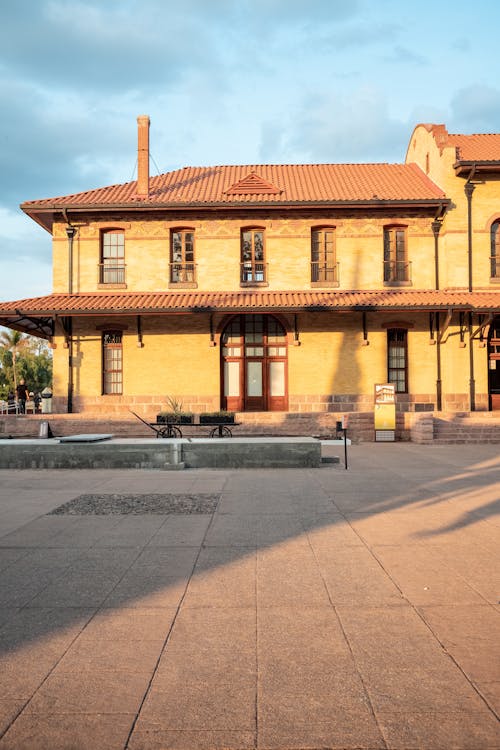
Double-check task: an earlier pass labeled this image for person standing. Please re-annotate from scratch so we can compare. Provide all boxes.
[16,379,28,414]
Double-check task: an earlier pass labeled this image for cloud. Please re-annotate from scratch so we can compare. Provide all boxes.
[259,88,409,163]
[450,85,500,132]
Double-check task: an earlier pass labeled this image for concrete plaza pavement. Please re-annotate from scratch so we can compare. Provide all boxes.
[0,442,499,749]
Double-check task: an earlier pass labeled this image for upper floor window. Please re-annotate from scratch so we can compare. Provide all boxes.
[102,332,123,395]
[311,227,338,286]
[241,229,267,284]
[170,229,196,286]
[384,227,411,284]
[100,230,125,285]
[387,328,408,393]
[490,221,500,279]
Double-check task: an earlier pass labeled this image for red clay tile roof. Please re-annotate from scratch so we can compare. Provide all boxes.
[421,124,500,162]
[1,290,497,317]
[448,133,500,162]
[21,162,445,212]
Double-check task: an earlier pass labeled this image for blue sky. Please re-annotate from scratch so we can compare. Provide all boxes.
[1,0,499,301]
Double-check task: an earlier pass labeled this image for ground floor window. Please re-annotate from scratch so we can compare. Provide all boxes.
[387,328,407,392]
[221,314,288,411]
[102,332,123,394]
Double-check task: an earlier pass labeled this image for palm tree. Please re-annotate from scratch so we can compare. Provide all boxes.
[0,328,29,393]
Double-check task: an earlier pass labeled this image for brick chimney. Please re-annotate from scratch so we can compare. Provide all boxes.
[136,115,150,198]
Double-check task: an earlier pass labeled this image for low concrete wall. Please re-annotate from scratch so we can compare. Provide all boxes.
[182,438,321,468]
[0,437,321,469]
[0,439,183,470]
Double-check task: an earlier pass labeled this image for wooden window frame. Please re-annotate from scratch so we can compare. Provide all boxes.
[387,328,408,393]
[383,226,411,286]
[169,228,197,288]
[102,331,123,395]
[311,226,339,287]
[490,221,500,281]
[99,229,126,288]
[240,228,268,287]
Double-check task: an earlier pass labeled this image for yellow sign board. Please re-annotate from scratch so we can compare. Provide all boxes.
[374,403,396,430]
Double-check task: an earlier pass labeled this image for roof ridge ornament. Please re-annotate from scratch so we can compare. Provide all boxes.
[224,171,282,195]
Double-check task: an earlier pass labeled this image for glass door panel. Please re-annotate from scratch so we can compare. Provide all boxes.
[224,361,240,397]
[247,361,263,397]
[269,361,285,397]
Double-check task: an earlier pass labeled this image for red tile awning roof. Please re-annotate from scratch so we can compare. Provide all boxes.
[1,290,497,338]
[21,162,447,231]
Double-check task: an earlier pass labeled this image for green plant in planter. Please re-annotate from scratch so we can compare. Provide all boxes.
[157,396,194,424]
[199,410,235,424]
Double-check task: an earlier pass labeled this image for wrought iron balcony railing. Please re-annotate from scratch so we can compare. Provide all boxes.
[311,262,339,284]
[99,263,126,284]
[240,261,268,284]
[169,262,197,284]
[383,260,412,283]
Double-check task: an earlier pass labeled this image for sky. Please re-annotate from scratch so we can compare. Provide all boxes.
[1,0,499,303]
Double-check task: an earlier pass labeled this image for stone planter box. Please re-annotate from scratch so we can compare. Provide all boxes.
[199,414,235,425]
[157,414,194,424]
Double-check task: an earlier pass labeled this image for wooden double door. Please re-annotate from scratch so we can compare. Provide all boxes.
[488,316,500,410]
[221,314,288,412]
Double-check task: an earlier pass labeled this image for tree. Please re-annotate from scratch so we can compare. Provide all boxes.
[0,329,29,394]
[0,329,52,400]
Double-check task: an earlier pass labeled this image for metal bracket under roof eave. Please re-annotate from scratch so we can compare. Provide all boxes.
[0,312,55,340]
[437,308,453,344]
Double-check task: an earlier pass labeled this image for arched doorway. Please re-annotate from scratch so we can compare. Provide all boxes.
[488,316,500,410]
[221,314,288,411]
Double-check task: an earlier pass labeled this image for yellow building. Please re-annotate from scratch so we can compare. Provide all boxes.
[1,117,499,429]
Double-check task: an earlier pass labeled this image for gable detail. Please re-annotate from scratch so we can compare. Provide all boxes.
[224,172,282,195]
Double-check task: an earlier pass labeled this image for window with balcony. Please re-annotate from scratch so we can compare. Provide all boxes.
[100,230,126,285]
[170,229,196,287]
[383,227,411,284]
[311,227,338,286]
[387,328,408,393]
[490,221,500,280]
[102,332,123,395]
[241,228,267,285]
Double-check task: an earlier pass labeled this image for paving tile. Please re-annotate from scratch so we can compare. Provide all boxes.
[77,607,177,643]
[0,607,95,653]
[183,546,256,608]
[0,700,25,735]
[155,607,256,682]
[0,712,135,750]
[257,543,330,607]
[147,515,212,547]
[257,713,385,749]
[377,710,500,749]
[103,572,188,609]
[128,729,256,750]
[132,547,199,576]
[28,569,125,608]
[312,546,404,605]
[480,682,500,715]
[26,669,150,714]
[54,634,163,674]
[373,545,486,605]
[204,513,303,548]
[418,604,500,682]
[302,514,364,547]
[90,515,168,547]
[138,681,256,731]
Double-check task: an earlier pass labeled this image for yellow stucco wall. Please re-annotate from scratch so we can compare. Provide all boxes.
[406,124,500,289]
[52,213,439,294]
